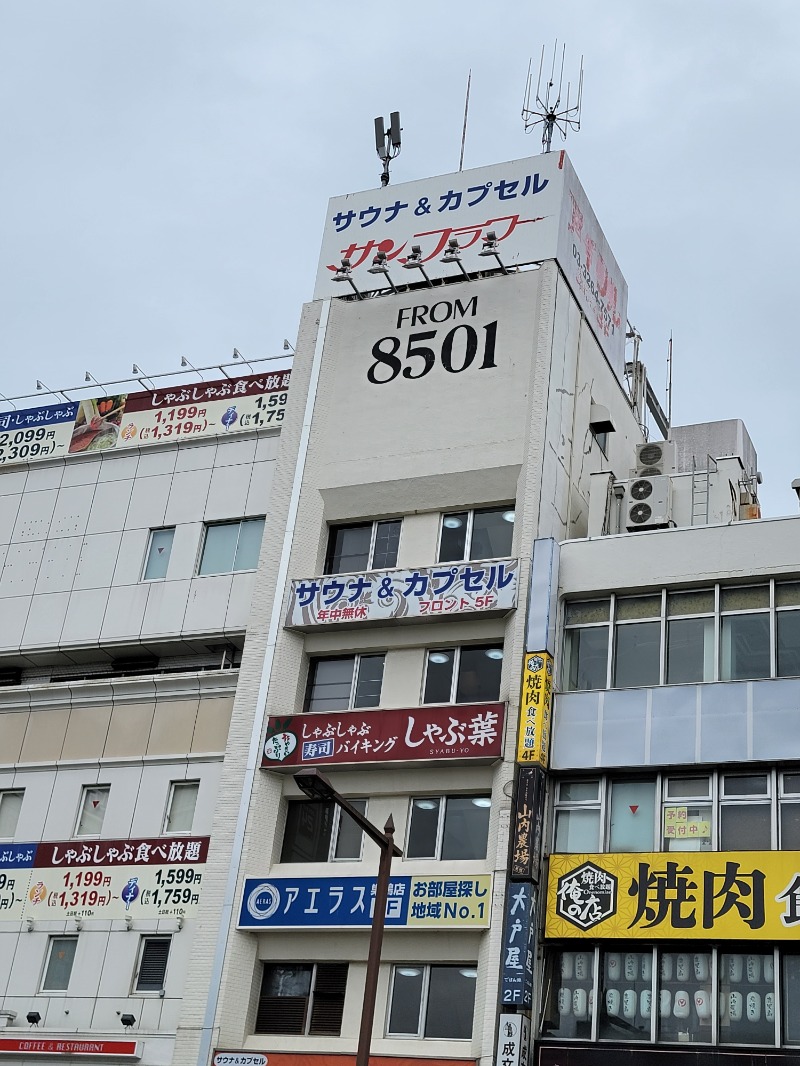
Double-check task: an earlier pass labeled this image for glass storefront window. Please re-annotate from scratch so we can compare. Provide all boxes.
[719,950,775,1045]
[656,951,712,1044]
[540,950,595,1039]
[598,949,651,1040]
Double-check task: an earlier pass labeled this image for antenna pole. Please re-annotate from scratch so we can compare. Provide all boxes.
[459,69,472,172]
[374,111,402,187]
[667,332,673,432]
[522,41,583,153]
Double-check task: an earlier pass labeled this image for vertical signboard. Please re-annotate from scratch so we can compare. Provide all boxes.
[516,651,553,766]
[496,1013,530,1066]
[511,766,546,882]
[500,882,535,1007]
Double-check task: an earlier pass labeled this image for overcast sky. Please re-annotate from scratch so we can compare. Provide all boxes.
[2,1,798,515]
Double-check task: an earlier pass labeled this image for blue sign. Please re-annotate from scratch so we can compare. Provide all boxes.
[0,843,37,869]
[238,874,493,930]
[0,403,78,432]
[500,882,536,1006]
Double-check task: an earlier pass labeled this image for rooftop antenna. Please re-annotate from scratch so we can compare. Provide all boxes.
[666,332,673,433]
[459,70,471,172]
[522,41,583,153]
[374,111,401,187]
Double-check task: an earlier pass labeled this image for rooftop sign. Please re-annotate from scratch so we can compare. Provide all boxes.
[315,151,627,378]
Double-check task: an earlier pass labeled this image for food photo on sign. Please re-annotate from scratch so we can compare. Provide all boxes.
[68,395,128,453]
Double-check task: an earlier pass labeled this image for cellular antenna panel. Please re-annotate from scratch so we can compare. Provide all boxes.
[374,110,402,186]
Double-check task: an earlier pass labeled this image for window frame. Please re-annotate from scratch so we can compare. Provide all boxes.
[405,794,492,860]
[561,580,800,692]
[305,653,386,713]
[255,961,348,1037]
[163,780,200,835]
[421,644,504,705]
[551,770,797,854]
[386,963,478,1040]
[141,526,176,582]
[280,797,368,863]
[40,935,78,993]
[133,936,171,994]
[0,788,24,839]
[436,505,515,564]
[197,517,266,576]
[324,519,402,575]
[74,784,111,837]
[542,944,787,1047]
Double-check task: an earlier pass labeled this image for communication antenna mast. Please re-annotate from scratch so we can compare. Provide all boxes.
[522,41,583,153]
[374,111,402,187]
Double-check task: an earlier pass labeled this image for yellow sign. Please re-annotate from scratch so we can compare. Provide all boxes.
[663,806,710,840]
[406,874,492,928]
[546,852,800,941]
[516,651,553,767]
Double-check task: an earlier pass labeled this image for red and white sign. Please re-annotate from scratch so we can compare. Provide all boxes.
[262,703,504,769]
[0,1039,139,1058]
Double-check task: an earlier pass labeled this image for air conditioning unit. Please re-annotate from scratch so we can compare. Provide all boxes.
[625,475,672,531]
[632,440,676,477]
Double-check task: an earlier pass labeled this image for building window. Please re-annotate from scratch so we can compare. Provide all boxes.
[198,517,265,576]
[135,937,171,992]
[422,644,503,704]
[437,506,514,563]
[552,771,798,853]
[281,798,368,862]
[306,654,385,712]
[256,963,348,1036]
[75,785,110,836]
[406,795,491,860]
[41,937,78,992]
[325,520,401,574]
[164,781,199,834]
[142,527,175,580]
[0,789,23,838]
[562,581,800,691]
[542,945,787,1047]
[387,964,477,1039]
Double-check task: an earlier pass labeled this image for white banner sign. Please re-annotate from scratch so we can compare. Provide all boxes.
[496,1013,530,1066]
[285,558,518,628]
[315,151,626,378]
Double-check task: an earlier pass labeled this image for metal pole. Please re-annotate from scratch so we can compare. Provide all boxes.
[355,815,396,1066]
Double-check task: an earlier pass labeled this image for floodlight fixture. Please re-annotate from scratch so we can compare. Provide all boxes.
[332,257,363,299]
[401,245,433,288]
[440,237,471,281]
[367,251,398,294]
[477,229,509,274]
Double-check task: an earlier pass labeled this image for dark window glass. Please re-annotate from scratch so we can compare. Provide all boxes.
[598,947,650,1040]
[281,802,334,862]
[256,963,347,1036]
[778,610,800,678]
[438,513,468,563]
[565,627,609,690]
[783,955,800,1044]
[540,951,594,1039]
[42,937,78,991]
[424,966,476,1039]
[720,613,770,680]
[353,655,385,708]
[136,938,170,991]
[387,967,424,1034]
[455,645,503,703]
[281,799,366,862]
[326,524,372,574]
[307,658,356,712]
[722,774,768,796]
[372,520,401,569]
[441,796,490,859]
[613,621,660,688]
[423,650,455,704]
[406,798,441,858]
[720,804,771,850]
[781,804,800,849]
[470,507,514,560]
[666,617,713,683]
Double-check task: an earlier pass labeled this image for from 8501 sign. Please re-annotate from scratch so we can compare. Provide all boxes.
[367,296,497,384]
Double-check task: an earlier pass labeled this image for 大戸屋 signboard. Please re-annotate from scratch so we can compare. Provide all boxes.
[546,851,800,940]
[315,151,626,378]
[285,559,518,628]
[0,836,209,922]
[0,370,290,470]
[262,702,503,769]
[238,874,492,930]
[0,1039,140,1059]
